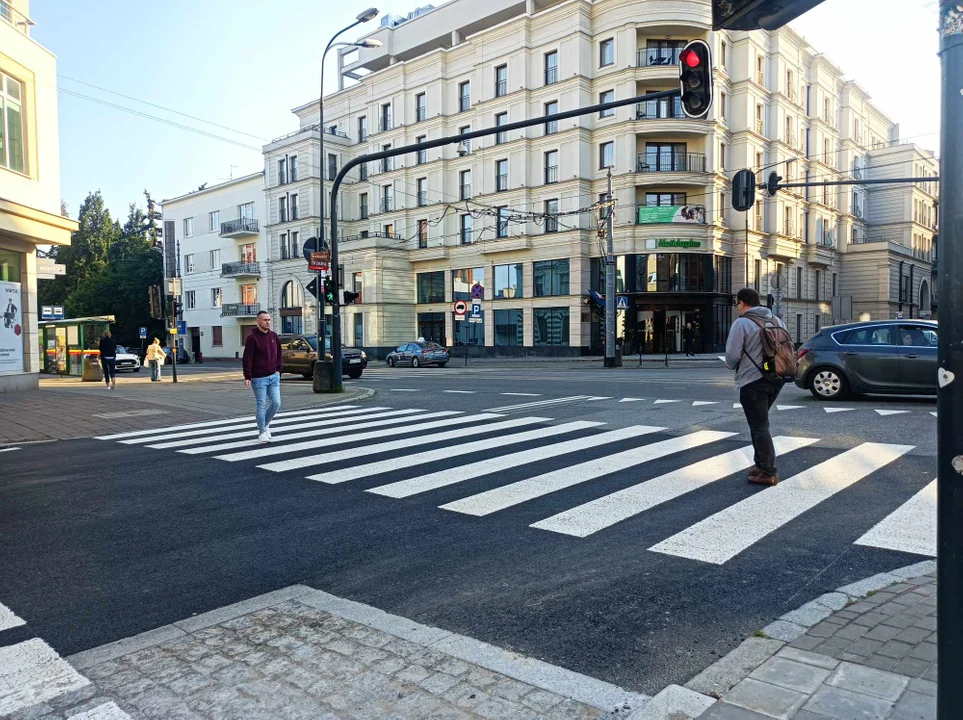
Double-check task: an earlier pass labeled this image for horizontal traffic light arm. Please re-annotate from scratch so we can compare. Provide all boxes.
[772,176,939,190]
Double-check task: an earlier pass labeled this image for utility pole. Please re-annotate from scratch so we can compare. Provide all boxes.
[937,3,962,717]
[604,166,616,368]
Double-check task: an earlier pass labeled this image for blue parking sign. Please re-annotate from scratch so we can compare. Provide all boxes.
[139,327,147,339]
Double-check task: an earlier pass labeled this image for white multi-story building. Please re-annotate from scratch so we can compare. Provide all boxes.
[262,0,937,357]
[0,0,77,390]
[160,173,265,360]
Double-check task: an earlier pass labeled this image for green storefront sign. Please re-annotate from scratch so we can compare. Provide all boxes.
[637,205,706,225]
[657,239,702,249]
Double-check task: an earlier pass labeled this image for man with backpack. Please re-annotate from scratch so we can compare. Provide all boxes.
[725,288,797,486]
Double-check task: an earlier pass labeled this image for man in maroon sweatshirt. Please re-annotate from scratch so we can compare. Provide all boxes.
[242,311,283,442]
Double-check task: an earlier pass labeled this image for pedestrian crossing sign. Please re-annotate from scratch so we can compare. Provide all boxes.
[617,296,629,310]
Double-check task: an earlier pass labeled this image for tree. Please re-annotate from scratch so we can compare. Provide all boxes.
[110,204,150,263]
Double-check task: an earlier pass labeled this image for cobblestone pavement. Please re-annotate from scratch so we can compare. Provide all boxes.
[0,380,373,444]
[697,571,938,719]
[2,586,650,720]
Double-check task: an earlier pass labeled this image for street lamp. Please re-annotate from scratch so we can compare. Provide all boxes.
[315,9,379,389]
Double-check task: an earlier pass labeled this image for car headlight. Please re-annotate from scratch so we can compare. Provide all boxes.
[361,351,367,360]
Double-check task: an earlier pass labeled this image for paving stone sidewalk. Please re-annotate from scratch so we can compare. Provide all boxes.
[4,585,654,720]
[695,568,938,719]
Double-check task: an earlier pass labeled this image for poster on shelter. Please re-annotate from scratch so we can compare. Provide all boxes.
[0,281,24,374]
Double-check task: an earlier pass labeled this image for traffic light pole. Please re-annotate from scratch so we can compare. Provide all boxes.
[604,167,616,368]
[327,88,681,389]
[937,3,962,717]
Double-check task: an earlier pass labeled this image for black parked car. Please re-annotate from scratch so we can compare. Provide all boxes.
[386,342,450,368]
[795,320,938,400]
[278,334,367,379]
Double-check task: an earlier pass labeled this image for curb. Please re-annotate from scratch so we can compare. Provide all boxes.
[684,559,937,700]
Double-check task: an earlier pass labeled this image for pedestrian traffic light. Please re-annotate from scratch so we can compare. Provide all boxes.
[732,169,757,212]
[342,290,360,305]
[679,40,713,119]
[322,278,336,304]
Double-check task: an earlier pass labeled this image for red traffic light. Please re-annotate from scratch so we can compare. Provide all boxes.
[681,49,701,68]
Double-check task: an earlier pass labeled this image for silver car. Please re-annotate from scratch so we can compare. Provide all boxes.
[794,320,938,400]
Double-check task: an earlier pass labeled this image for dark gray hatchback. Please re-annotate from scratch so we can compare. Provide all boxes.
[795,320,938,400]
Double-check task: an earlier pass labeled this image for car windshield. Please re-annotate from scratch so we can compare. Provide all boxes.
[422,342,444,350]
[117,346,127,354]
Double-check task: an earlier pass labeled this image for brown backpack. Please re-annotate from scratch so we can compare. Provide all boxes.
[743,314,798,383]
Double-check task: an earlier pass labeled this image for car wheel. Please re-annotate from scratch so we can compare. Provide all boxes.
[347,370,362,379]
[412,357,421,368]
[134,367,141,373]
[387,357,395,367]
[809,368,849,400]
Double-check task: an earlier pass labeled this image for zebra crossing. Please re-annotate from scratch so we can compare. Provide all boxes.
[96,404,936,565]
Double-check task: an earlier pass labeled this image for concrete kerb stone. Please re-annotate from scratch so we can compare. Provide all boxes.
[625,684,715,720]
[683,560,937,704]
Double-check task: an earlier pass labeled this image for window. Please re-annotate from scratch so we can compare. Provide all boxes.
[545,51,558,85]
[277,157,287,185]
[211,287,222,308]
[720,41,727,68]
[415,135,427,165]
[185,253,195,274]
[239,202,254,221]
[452,267,484,302]
[417,271,445,303]
[183,217,194,237]
[359,162,368,181]
[458,81,471,112]
[290,230,299,259]
[0,73,24,173]
[494,309,524,345]
[496,207,509,238]
[544,101,558,135]
[496,159,508,192]
[814,315,821,333]
[494,263,523,299]
[756,104,764,134]
[645,192,686,206]
[756,55,765,85]
[832,272,837,297]
[495,112,508,144]
[354,314,364,347]
[644,40,685,66]
[460,170,472,200]
[495,64,508,97]
[415,92,427,122]
[418,219,429,248]
[544,150,558,184]
[534,308,570,346]
[756,151,763,169]
[212,326,223,347]
[544,199,559,233]
[278,196,288,223]
[898,325,938,348]
[209,210,220,232]
[327,153,337,181]
[459,125,471,154]
[815,270,821,300]
[797,266,804,298]
[382,184,393,212]
[288,155,298,181]
[360,192,369,220]
[600,141,614,169]
[753,259,761,291]
[795,314,803,344]
[380,102,392,131]
[838,326,894,346]
[241,284,257,305]
[599,38,614,67]
[417,178,427,206]
[719,142,726,171]
[720,92,727,121]
[534,259,570,296]
[210,249,220,269]
[358,116,367,141]
[460,214,473,244]
[240,243,256,263]
[185,290,196,309]
[599,90,614,118]
[289,193,299,220]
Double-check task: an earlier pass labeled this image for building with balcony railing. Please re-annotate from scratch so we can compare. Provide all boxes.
[250,0,938,357]
[161,173,266,360]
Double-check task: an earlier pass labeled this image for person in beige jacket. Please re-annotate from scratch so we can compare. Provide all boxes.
[145,338,167,382]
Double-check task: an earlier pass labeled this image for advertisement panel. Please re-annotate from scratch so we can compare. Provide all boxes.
[0,280,24,374]
[637,205,706,224]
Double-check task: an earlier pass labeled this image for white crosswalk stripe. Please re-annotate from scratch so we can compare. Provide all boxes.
[483,395,603,412]
[260,416,551,474]
[531,436,819,538]
[366,424,663,497]
[649,442,914,564]
[855,479,936,557]
[440,430,737,517]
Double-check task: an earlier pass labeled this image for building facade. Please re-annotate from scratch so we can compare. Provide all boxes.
[0,0,77,390]
[160,174,266,360]
[262,0,937,357]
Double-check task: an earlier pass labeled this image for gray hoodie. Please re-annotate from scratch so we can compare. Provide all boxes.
[725,306,785,388]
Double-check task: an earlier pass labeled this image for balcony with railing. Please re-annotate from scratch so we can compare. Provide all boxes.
[637,46,684,67]
[380,197,394,213]
[635,151,706,174]
[0,0,33,34]
[544,67,558,85]
[496,174,508,192]
[495,79,507,97]
[221,303,261,317]
[459,94,471,112]
[221,261,261,278]
[220,218,259,237]
[460,183,472,200]
[417,191,428,207]
[341,230,404,244]
[416,105,427,123]
[378,115,392,132]
[544,166,558,184]
[325,127,348,139]
[379,157,393,173]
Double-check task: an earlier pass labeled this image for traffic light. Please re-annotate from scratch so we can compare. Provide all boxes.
[342,290,360,305]
[322,278,336,304]
[678,40,713,119]
[766,171,782,198]
[732,169,757,211]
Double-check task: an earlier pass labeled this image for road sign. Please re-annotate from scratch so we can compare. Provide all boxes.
[471,301,482,318]
[37,261,66,276]
[177,321,187,335]
[309,250,331,272]
[302,236,329,261]
[139,327,147,339]
[306,277,319,300]
[616,296,629,310]
[896,311,904,320]
[468,316,483,324]
[470,282,484,300]
[41,306,64,320]
[453,300,468,316]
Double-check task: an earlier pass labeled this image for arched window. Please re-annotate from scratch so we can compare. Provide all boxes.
[280,280,304,334]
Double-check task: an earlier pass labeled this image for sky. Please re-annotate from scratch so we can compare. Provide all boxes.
[31,0,940,222]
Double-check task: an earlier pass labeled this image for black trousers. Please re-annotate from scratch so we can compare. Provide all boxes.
[739,377,783,476]
[101,357,116,385]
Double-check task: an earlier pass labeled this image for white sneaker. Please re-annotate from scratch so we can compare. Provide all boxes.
[258,431,271,443]
[265,428,272,440]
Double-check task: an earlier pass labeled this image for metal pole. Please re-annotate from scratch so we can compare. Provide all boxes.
[937,3,963,717]
[604,167,616,368]
[745,211,750,290]
[317,73,325,367]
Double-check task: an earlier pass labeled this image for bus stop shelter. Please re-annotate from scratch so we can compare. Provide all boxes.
[38,315,114,378]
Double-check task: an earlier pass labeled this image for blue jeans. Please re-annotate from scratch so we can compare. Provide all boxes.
[251,372,281,432]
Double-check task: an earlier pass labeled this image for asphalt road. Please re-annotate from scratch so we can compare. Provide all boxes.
[0,363,937,694]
